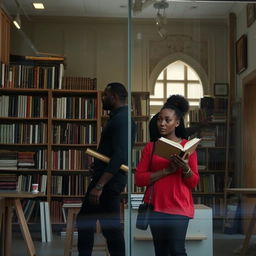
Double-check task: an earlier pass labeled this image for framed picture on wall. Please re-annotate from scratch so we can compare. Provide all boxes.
[214,83,228,96]
[247,3,256,27]
[235,34,247,74]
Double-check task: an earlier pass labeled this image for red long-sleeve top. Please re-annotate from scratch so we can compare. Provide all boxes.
[135,140,199,218]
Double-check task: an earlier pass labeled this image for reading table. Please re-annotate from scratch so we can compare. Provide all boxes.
[225,188,256,256]
[0,191,43,256]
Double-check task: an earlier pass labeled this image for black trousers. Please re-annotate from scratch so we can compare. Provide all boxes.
[149,211,189,256]
[76,185,125,256]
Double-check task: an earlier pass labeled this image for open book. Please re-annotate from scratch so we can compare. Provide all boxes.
[154,137,201,160]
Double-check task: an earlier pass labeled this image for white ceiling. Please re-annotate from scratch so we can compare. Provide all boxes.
[0,0,249,19]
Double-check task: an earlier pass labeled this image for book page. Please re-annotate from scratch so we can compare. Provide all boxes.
[184,138,201,151]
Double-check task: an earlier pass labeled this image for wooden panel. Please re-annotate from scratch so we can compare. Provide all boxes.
[243,83,256,187]
[0,8,10,64]
[243,77,256,234]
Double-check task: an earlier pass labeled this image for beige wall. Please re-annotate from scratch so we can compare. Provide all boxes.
[11,17,228,93]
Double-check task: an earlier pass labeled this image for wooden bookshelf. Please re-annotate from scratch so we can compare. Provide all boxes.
[189,95,232,218]
[0,56,101,224]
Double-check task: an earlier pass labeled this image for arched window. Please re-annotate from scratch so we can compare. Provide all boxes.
[150,60,204,122]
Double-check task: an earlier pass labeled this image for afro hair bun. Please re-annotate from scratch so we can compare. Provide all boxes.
[163,94,189,116]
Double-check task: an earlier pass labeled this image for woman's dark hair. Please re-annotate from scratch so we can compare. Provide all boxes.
[107,82,128,102]
[161,94,189,139]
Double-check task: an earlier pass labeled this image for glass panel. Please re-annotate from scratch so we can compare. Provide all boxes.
[166,61,184,80]
[187,66,200,80]
[167,82,184,95]
[150,82,164,98]
[1,0,251,255]
[188,83,204,98]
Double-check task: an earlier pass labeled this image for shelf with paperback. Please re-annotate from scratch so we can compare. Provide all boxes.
[189,95,232,218]
[0,55,101,224]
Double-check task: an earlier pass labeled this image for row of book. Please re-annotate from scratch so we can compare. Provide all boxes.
[189,96,228,123]
[1,62,64,89]
[52,149,93,170]
[194,174,224,193]
[52,123,97,144]
[51,175,90,195]
[16,174,47,194]
[52,97,97,119]
[62,76,97,90]
[0,150,47,170]
[0,95,48,118]
[0,122,97,145]
[1,62,97,90]
[0,173,47,192]
[131,94,148,116]
[0,123,47,144]
[135,121,147,143]
[132,148,142,168]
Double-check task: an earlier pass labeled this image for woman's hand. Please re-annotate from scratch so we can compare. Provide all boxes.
[170,154,192,177]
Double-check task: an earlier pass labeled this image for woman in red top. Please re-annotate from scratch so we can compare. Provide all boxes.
[135,95,199,256]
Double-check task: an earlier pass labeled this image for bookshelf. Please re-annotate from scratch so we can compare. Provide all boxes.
[0,55,101,224]
[0,55,150,224]
[189,95,232,218]
[131,92,150,193]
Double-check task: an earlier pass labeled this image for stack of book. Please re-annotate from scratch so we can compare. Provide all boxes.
[0,150,18,170]
[17,152,35,168]
[200,129,216,148]
[131,194,144,209]
[0,174,17,190]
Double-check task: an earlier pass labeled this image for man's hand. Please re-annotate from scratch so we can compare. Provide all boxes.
[89,187,102,205]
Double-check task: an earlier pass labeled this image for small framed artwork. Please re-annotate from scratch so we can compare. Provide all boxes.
[247,3,256,27]
[214,83,228,96]
[235,34,247,74]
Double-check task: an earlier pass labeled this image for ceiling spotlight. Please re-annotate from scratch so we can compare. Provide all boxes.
[13,13,21,29]
[33,3,45,9]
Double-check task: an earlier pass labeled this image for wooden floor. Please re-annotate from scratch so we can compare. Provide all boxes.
[10,230,256,256]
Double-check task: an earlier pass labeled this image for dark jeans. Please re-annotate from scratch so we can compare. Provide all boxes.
[149,211,189,256]
[76,186,125,256]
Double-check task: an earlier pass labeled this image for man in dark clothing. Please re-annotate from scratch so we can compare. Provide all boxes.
[77,82,136,256]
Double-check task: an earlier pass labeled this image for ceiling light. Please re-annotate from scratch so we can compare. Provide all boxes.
[33,3,45,9]
[154,1,169,39]
[158,27,167,39]
[13,13,21,29]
